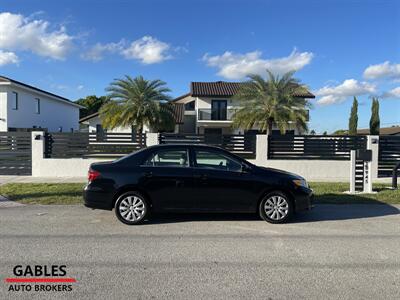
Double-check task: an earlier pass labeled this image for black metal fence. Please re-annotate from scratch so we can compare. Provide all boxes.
[0,132,31,175]
[159,133,257,159]
[268,135,367,160]
[45,132,146,158]
[378,135,400,177]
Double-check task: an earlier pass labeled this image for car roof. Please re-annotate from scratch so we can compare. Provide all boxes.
[147,144,224,150]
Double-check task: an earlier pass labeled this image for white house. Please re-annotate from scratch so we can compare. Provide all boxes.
[172,81,315,135]
[0,76,82,132]
[79,81,314,136]
[79,104,184,133]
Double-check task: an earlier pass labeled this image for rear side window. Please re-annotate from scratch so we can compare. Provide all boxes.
[143,149,189,167]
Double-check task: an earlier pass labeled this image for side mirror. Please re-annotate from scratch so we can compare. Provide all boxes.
[241,163,252,173]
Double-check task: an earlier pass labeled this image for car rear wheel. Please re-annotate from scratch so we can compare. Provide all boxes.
[115,192,149,225]
[259,191,293,224]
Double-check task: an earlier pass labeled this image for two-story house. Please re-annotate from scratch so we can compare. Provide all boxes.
[0,76,82,132]
[172,81,315,135]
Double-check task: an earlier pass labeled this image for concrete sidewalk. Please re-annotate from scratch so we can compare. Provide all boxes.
[0,175,86,185]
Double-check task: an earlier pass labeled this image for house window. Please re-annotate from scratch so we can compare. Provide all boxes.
[185,101,195,111]
[35,98,40,114]
[11,92,18,110]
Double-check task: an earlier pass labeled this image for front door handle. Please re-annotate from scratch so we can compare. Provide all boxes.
[195,174,208,180]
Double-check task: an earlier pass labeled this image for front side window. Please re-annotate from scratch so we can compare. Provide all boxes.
[35,98,40,114]
[143,149,189,167]
[194,150,242,172]
[11,92,18,110]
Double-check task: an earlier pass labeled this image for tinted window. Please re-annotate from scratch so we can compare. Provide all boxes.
[144,149,189,167]
[194,150,242,172]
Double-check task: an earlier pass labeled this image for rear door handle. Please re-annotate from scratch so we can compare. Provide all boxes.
[144,171,153,178]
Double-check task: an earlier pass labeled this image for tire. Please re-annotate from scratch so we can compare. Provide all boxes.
[259,191,293,224]
[115,191,149,225]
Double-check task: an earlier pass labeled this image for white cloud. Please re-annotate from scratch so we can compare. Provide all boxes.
[82,36,173,64]
[381,87,400,99]
[77,85,84,90]
[122,36,171,64]
[363,61,400,80]
[202,49,313,79]
[0,12,73,60]
[81,41,124,61]
[0,50,19,66]
[315,79,376,105]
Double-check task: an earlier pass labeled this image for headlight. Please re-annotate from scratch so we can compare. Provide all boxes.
[293,179,308,188]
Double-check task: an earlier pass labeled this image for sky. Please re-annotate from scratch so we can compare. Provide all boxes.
[0,0,399,133]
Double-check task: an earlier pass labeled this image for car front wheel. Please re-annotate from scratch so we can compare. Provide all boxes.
[115,192,149,225]
[259,191,293,224]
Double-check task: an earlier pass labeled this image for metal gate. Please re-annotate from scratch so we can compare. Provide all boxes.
[0,132,32,175]
[378,136,400,177]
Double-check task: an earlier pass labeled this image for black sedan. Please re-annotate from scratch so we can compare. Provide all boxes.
[84,144,313,225]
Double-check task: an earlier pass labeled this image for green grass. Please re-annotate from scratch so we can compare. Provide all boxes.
[0,183,85,205]
[311,182,400,204]
[0,182,399,205]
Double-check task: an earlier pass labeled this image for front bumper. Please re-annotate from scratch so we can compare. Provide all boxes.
[293,187,314,212]
[83,185,113,210]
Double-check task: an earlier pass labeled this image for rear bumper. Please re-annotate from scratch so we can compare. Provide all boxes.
[293,187,314,212]
[83,185,113,210]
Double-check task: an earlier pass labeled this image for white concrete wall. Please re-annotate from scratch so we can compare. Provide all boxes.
[31,131,159,177]
[246,135,351,181]
[4,86,80,132]
[0,88,7,131]
[30,131,375,182]
[32,131,112,177]
[247,158,350,181]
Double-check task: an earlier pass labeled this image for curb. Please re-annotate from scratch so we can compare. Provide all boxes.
[0,195,25,208]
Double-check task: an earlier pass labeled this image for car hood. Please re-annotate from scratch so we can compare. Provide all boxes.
[256,166,304,180]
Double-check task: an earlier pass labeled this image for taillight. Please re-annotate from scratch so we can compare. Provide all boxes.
[88,169,101,182]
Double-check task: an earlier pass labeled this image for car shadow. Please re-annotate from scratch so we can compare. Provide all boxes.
[144,203,399,225]
[145,212,260,224]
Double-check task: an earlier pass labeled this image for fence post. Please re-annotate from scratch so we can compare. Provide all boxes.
[255,134,268,166]
[350,150,356,193]
[31,131,44,177]
[146,133,159,147]
[367,135,379,179]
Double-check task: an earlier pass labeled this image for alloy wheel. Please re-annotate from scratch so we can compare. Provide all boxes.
[118,195,146,222]
[264,195,289,221]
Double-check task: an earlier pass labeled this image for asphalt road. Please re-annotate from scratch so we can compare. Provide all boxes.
[1,204,400,300]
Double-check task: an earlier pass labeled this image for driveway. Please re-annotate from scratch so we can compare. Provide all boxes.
[1,204,399,299]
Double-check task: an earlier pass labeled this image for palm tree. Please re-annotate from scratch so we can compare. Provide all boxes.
[99,75,175,133]
[232,70,311,135]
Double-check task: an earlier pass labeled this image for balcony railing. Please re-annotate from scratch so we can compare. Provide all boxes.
[198,109,238,121]
[197,108,309,121]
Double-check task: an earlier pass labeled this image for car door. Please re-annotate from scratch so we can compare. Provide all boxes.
[139,147,195,211]
[191,147,255,212]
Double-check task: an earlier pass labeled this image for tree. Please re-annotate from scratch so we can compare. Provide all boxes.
[310,129,316,135]
[99,75,174,133]
[323,131,328,135]
[76,95,109,119]
[369,97,380,135]
[232,70,311,135]
[348,97,358,135]
[333,129,348,135]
